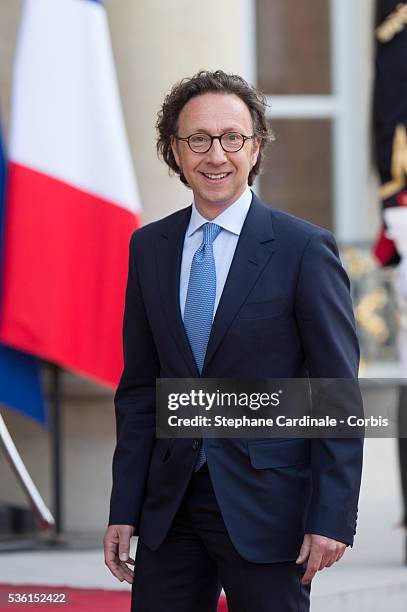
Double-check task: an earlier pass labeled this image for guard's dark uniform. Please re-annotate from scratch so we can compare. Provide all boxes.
[373,0,407,562]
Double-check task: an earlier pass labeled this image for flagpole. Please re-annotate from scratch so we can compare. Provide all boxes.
[50,363,63,538]
[0,413,54,528]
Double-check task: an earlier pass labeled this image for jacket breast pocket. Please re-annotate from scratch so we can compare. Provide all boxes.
[236,298,289,320]
[247,439,310,469]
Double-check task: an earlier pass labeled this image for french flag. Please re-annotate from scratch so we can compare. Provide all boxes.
[0,0,141,387]
[0,107,46,425]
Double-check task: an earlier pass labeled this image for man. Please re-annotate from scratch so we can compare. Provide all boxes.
[104,70,363,612]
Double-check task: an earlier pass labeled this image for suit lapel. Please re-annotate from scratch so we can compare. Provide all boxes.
[203,194,276,372]
[155,207,199,376]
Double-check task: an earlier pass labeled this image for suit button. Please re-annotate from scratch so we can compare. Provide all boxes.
[192,439,199,450]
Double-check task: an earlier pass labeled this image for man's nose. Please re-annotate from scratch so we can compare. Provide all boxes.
[206,138,228,163]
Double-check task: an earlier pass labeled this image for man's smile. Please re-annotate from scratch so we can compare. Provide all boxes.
[200,171,232,183]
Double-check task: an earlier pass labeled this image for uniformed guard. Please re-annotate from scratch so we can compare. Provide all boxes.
[373,0,407,565]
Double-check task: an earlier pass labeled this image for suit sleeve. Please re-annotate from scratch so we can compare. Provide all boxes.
[108,231,160,528]
[295,229,363,546]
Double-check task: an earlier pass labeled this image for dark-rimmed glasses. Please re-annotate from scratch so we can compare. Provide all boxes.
[174,132,255,153]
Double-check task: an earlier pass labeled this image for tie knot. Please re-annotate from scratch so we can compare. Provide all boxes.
[202,222,222,246]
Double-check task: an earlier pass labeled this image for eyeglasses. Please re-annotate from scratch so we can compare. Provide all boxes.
[175,132,255,153]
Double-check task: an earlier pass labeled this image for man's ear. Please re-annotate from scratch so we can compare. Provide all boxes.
[251,136,261,168]
[171,136,181,169]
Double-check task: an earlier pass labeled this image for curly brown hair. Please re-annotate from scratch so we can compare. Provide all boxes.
[156,70,274,187]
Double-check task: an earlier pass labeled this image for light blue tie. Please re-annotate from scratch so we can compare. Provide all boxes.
[184,222,222,471]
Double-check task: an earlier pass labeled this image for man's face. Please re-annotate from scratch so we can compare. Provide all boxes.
[171,93,260,218]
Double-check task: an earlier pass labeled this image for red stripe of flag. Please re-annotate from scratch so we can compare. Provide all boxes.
[0,162,139,386]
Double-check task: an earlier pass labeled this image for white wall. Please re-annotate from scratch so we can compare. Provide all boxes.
[104,0,255,224]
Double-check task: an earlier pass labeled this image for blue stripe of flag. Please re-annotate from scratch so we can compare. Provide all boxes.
[0,110,48,426]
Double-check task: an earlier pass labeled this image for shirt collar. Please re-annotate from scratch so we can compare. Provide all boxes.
[187,186,253,238]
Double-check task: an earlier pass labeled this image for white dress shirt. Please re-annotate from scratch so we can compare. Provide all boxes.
[180,186,252,320]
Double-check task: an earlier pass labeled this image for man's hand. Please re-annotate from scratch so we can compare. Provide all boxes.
[104,524,135,584]
[296,533,346,585]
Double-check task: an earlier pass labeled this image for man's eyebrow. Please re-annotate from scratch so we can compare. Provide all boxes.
[189,126,245,133]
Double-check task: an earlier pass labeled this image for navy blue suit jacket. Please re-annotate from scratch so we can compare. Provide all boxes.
[108,193,363,563]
